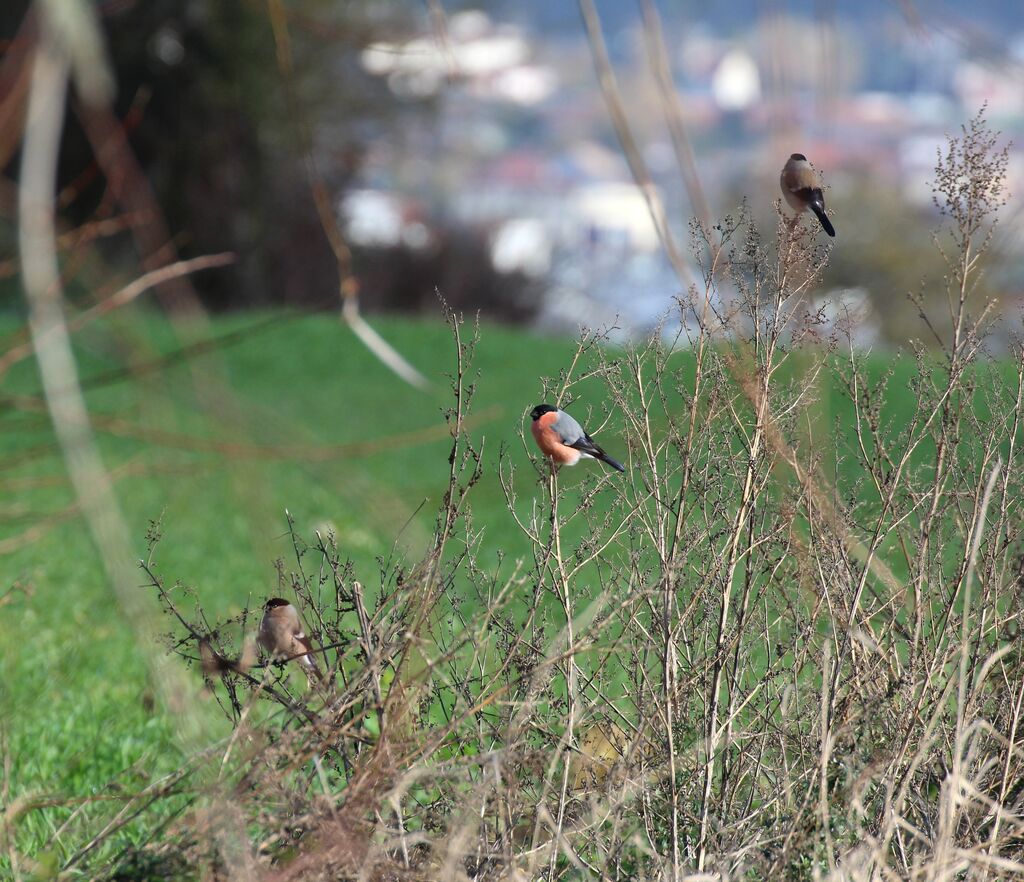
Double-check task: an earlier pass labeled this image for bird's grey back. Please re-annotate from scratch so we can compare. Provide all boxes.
[553,409,586,444]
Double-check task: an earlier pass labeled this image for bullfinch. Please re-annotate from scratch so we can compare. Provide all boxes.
[530,404,625,473]
[780,153,835,237]
[258,597,323,682]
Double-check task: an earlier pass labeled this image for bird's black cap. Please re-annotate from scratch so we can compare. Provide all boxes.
[265,597,291,609]
[790,153,807,161]
[530,404,557,420]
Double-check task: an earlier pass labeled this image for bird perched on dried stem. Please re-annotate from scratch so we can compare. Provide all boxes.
[780,153,836,237]
[258,597,324,684]
[530,404,625,472]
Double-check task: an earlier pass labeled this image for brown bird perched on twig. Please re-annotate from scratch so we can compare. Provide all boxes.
[258,597,323,683]
[780,153,836,237]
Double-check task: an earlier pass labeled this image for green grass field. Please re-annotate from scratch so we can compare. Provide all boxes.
[0,310,614,863]
[0,308,1003,872]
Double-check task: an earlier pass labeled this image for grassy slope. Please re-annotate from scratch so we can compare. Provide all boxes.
[0,308,985,864]
[1,310,622,862]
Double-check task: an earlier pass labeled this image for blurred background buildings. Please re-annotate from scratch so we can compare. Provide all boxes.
[3,0,1024,345]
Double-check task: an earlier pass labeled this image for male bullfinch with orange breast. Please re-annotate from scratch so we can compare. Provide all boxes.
[530,404,625,473]
[258,597,323,683]
[780,153,835,237]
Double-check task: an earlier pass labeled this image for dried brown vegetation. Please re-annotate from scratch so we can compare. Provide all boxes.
[7,6,1024,879]
[40,111,1019,882]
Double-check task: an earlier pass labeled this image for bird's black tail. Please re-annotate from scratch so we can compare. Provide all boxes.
[599,453,626,473]
[810,203,836,237]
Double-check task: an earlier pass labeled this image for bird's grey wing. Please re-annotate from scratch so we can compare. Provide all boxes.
[556,411,608,457]
[552,410,586,445]
[568,433,606,457]
[554,410,625,471]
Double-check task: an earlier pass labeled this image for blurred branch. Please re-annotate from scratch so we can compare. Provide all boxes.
[35,0,113,106]
[0,253,235,380]
[20,0,190,723]
[424,0,459,81]
[75,103,197,311]
[265,0,429,390]
[341,298,432,390]
[0,458,223,556]
[76,313,303,392]
[0,212,157,280]
[638,0,712,233]
[0,456,214,493]
[2,395,503,462]
[18,4,254,877]
[577,0,697,290]
[0,12,36,175]
[0,580,33,607]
